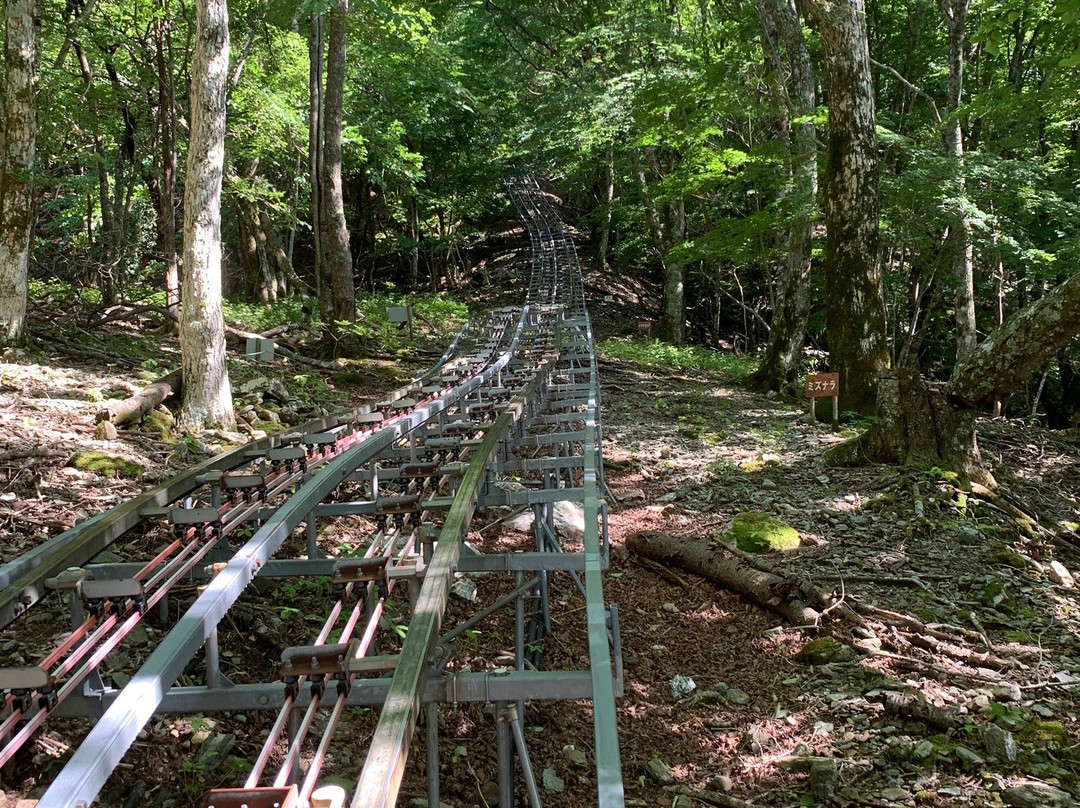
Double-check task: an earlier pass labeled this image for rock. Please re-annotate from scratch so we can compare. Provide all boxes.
[657,491,679,502]
[623,488,647,502]
[193,732,234,772]
[1001,781,1072,808]
[724,687,751,706]
[726,511,800,553]
[713,775,733,793]
[761,478,777,489]
[809,758,838,800]
[671,796,693,808]
[407,799,457,808]
[796,636,858,665]
[479,781,499,805]
[1048,560,1074,587]
[541,767,565,793]
[954,746,983,769]
[981,724,1017,762]
[645,758,673,784]
[912,739,937,763]
[880,786,910,802]
[669,675,697,699]
[563,745,587,766]
[506,501,585,542]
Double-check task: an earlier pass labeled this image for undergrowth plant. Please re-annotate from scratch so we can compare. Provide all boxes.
[597,338,757,379]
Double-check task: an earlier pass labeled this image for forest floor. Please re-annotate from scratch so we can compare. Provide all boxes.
[2,251,1080,808]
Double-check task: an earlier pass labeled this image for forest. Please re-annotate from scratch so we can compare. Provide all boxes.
[0,0,1078,443]
[2,0,1080,806]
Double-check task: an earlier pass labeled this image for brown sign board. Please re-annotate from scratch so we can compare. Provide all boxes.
[805,372,839,398]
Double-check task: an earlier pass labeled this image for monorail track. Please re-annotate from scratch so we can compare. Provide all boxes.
[0,176,623,808]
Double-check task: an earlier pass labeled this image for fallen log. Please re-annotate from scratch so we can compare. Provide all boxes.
[626,531,822,625]
[96,369,182,426]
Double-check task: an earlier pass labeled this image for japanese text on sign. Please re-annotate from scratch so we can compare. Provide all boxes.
[804,372,839,398]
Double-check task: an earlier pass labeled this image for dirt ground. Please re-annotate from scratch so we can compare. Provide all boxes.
[2,269,1080,808]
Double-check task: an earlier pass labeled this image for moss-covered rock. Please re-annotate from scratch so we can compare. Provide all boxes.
[69,451,143,479]
[795,636,858,665]
[1018,718,1068,747]
[143,407,176,440]
[728,511,800,553]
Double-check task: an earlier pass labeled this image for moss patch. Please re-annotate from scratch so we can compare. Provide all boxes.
[795,636,858,665]
[728,511,800,553]
[69,451,143,479]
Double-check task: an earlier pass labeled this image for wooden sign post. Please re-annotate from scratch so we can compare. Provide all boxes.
[805,372,840,429]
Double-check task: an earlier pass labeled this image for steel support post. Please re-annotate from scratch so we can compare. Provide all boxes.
[496,700,514,808]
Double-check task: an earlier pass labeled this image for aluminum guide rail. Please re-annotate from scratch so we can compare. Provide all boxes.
[5,175,623,808]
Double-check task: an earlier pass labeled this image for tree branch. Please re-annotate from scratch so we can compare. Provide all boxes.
[869,58,942,123]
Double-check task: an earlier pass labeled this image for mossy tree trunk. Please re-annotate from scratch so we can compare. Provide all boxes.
[320,0,354,333]
[802,0,890,414]
[752,0,818,394]
[854,272,1080,481]
[178,0,235,431]
[0,0,38,348]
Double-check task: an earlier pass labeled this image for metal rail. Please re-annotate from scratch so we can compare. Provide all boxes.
[3,176,623,808]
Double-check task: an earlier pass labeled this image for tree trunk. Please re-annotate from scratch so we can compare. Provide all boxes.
[408,193,420,290]
[178,0,234,430]
[635,148,685,346]
[940,0,976,361]
[0,0,38,347]
[802,0,889,414]
[308,11,326,316]
[947,271,1080,411]
[320,0,354,330]
[597,145,614,269]
[752,0,818,393]
[626,531,822,625]
[157,1,180,327]
[853,271,1080,480]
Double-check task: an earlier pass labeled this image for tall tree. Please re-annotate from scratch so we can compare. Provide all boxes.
[178,0,235,430]
[940,0,976,360]
[752,0,818,393]
[802,0,890,414]
[320,0,355,332]
[0,0,38,347]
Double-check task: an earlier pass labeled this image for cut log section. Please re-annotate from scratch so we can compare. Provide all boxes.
[96,369,183,426]
[626,530,822,625]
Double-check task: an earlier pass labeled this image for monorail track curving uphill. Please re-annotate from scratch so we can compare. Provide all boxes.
[0,177,624,808]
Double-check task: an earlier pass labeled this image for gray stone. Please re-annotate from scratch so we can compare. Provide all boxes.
[669,675,697,699]
[193,732,234,772]
[563,745,587,766]
[507,501,585,542]
[541,767,565,793]
[880,786,909,802]
[981,724,1017,763]
[809,758,838,799]
[912,739,937,762]
[480,781,499,806]
[1001,781,1072,808]
[407,799,458,808]
[645,758,673,784]
[671,796,693,808]
[724,688,751,706]
[1048,560,1074,587]
[954,746,983,769]
[713,775,733,793]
